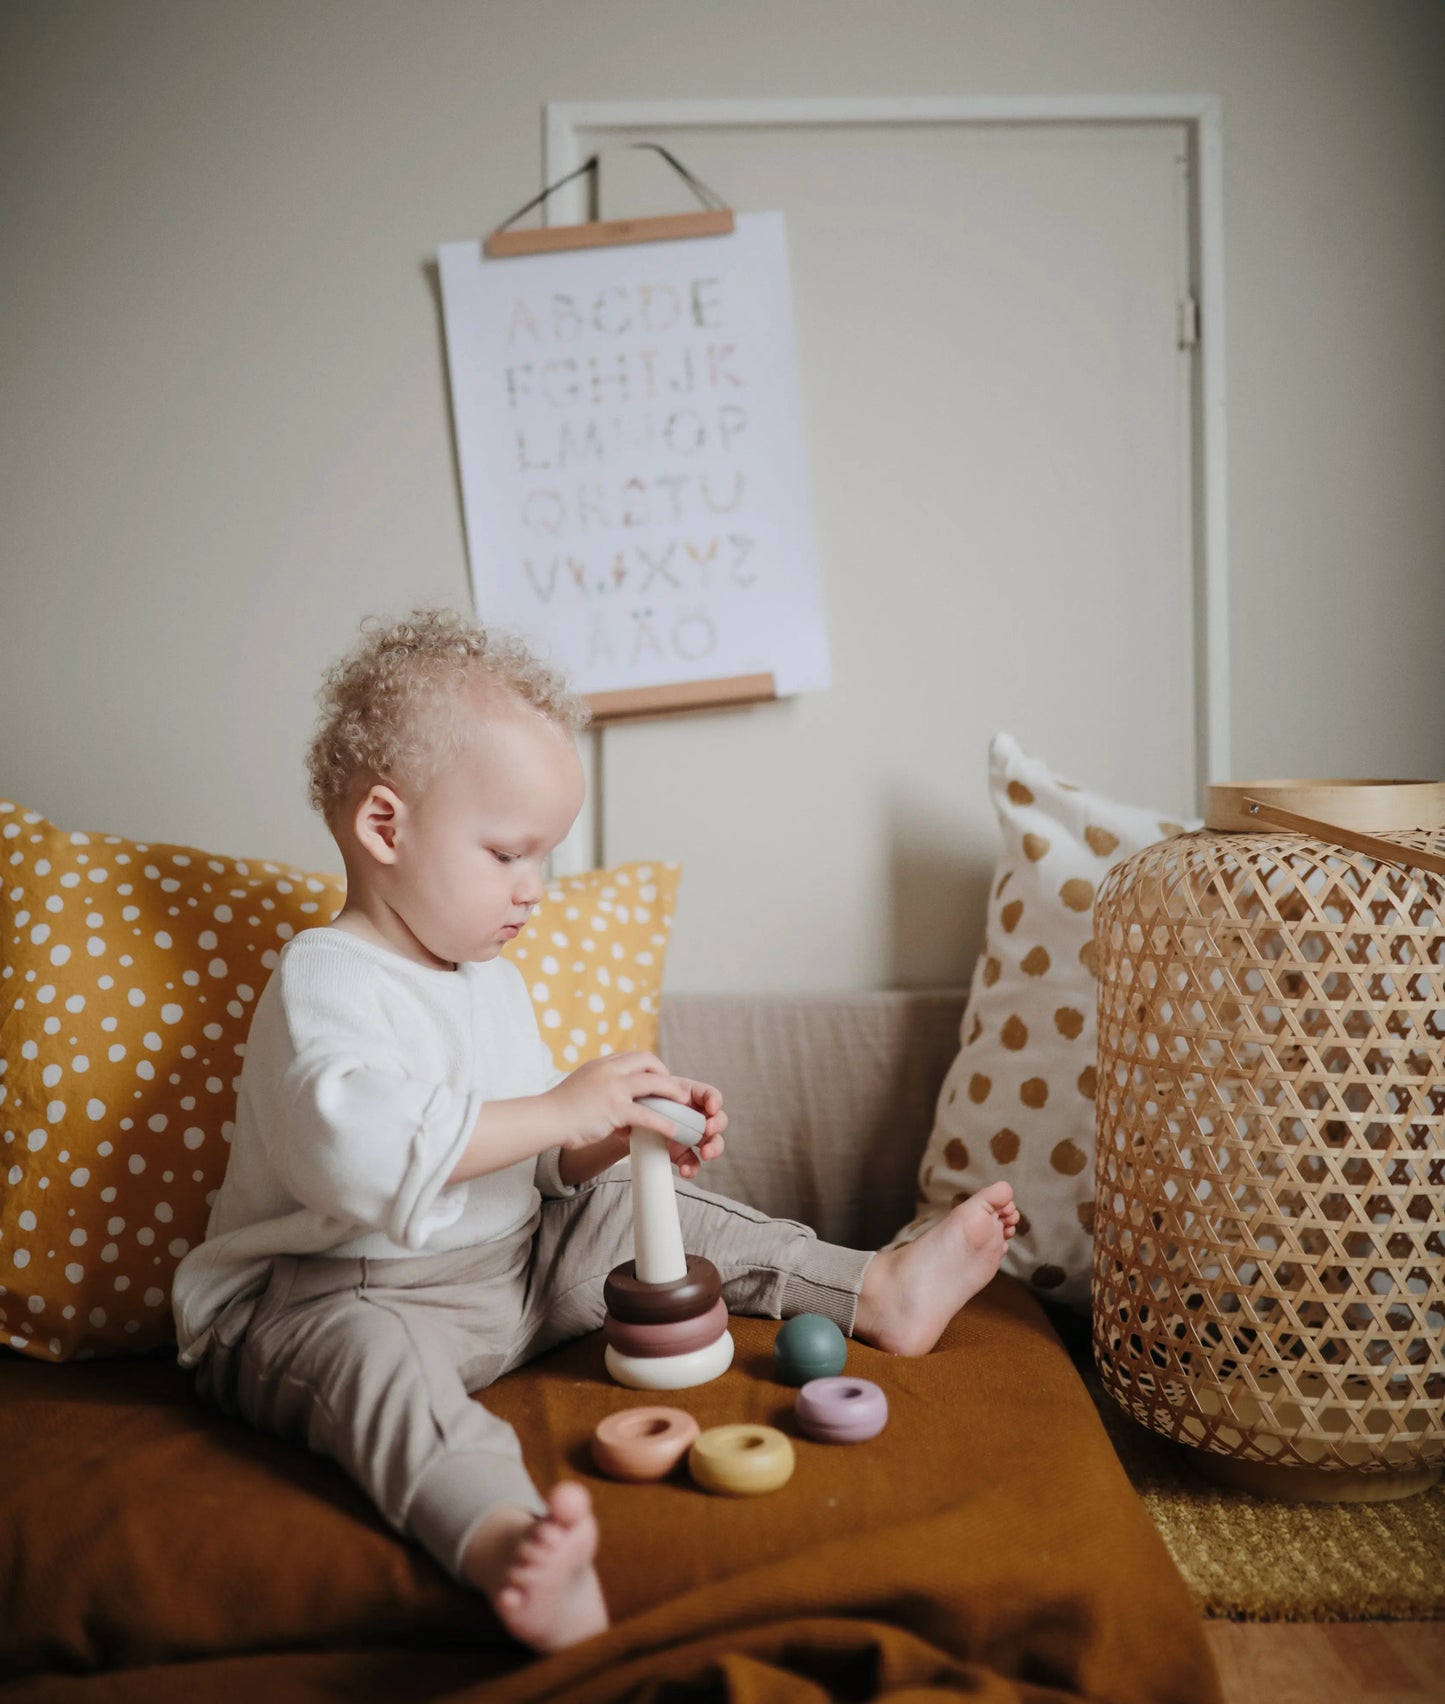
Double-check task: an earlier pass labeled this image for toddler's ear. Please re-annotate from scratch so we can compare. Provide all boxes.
[353,784,405,866]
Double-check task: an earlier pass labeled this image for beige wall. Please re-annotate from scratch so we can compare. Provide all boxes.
[3,0,1443,990]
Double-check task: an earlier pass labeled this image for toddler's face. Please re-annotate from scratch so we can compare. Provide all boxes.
[389,702,585,969]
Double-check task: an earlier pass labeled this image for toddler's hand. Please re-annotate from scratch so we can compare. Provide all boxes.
[658,1077,727,1181]
[549,1052,697,1150]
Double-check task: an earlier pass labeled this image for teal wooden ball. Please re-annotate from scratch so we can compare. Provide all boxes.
[773,1313,847,1385]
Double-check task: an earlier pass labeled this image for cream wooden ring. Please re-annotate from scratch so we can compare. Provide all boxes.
[591,1406,701,1481]
[688,1424,796,1496]
[605,1328,734,1391]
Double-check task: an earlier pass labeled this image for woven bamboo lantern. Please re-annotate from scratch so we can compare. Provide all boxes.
[1092,781,1445,1501]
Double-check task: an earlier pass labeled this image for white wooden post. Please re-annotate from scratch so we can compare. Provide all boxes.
[629,1128,688,1283]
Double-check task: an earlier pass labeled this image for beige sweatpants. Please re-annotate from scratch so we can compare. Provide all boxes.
[195,1173,873,1582]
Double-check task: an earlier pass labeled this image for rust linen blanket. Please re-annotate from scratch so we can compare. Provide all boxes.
[0,1276,1219,1703]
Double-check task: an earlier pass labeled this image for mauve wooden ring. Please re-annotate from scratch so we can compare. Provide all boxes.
[795,1377,889,1443]
[591,1406,701,1482]
[603,1254,722,1325]
[604,1297,729,1357]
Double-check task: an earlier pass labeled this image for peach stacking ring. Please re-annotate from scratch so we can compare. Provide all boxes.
[604,1297,729,1358]
[591,1406,701,1482]
[794,1377,889,1443]
[688,1424,796,1496]
[604,1254,722,1325]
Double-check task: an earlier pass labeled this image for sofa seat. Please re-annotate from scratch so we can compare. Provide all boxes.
[0,992,1220,1702]
[0,1281,1216,1702]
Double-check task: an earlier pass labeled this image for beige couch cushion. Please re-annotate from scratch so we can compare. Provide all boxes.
[660,990,966,1250]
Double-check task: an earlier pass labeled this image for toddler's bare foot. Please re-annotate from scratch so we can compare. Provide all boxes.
[462,1482,609,1652]
[853,1181,1020,1356]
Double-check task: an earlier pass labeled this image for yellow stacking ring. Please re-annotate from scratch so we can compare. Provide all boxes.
[688,1424,795,1496]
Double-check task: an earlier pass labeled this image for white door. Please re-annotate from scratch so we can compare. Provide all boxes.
[566,117,1198,992]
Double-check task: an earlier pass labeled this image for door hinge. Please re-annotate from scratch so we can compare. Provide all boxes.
[1177,296,1200,350]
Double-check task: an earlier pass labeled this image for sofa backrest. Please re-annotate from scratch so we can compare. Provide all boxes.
[659,991,966,1251]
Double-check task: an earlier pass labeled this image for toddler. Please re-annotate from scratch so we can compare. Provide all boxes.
[172,608,1019,1653]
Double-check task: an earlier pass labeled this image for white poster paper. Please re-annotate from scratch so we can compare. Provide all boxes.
[437,212,828,700]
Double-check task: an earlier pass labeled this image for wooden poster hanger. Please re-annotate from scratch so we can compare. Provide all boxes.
[481,143,777,725]
[484,141,738,258]
[485,206,736,260]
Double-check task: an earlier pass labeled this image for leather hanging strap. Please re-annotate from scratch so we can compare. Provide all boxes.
[488,141,729,242]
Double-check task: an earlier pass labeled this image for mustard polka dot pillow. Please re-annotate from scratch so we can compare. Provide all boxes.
[0,799,346,1361]
[1,796,678,1362]
[890,735,1195,1312]
[502,862,679,1070]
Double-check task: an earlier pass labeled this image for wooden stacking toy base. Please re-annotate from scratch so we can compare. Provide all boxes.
[1185,1450,1442,1503]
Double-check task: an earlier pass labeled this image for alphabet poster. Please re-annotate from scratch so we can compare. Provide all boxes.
[437,212,829,701]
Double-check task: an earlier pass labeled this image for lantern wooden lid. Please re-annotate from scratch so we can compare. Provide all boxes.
[1206,779,1445,833]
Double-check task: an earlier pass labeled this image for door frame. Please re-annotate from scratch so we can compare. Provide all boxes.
[540,95,1229,866]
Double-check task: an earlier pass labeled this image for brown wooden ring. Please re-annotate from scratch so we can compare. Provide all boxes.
[603,1255,722,1325]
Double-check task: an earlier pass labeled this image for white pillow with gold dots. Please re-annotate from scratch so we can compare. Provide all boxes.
[889,735,1195,1312]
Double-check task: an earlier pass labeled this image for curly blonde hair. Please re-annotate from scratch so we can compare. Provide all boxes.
[305,608,589,821]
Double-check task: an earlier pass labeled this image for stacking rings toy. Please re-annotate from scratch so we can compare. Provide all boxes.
[604,1297,730,1358]
[688,1424,796,1496]
[604,1254,723,1326]
[591,1406,700,1482]
[794,1377,889,1443]
[600,1100,733,1391]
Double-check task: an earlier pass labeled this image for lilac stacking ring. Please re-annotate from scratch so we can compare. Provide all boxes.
[604,1298,729,1358]
[795,1377,888,1443]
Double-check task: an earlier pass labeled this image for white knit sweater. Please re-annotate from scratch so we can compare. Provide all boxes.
[172,927,568,1366]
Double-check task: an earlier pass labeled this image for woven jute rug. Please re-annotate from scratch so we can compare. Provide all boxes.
[1079,1359,1445,1622]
